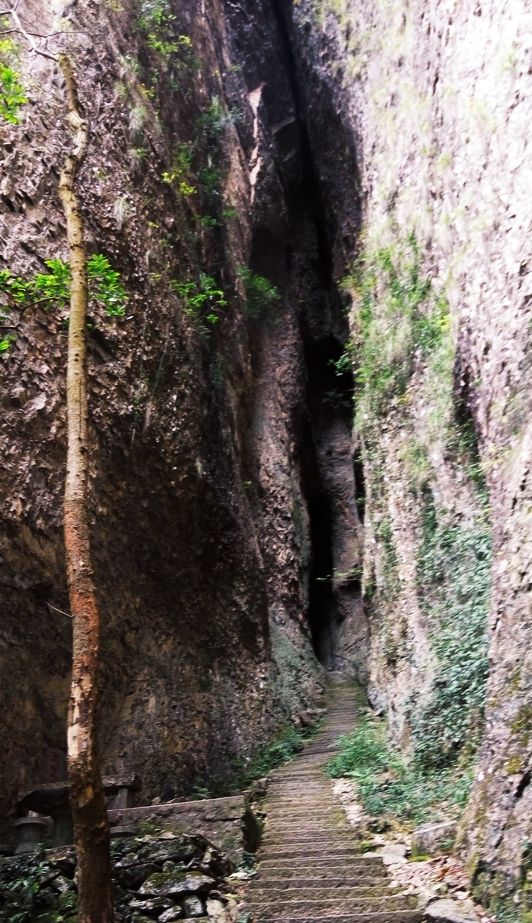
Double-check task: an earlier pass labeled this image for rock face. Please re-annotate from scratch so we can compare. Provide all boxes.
[0,0,530,913]
[0,0,327,822]
[283,0,532,909]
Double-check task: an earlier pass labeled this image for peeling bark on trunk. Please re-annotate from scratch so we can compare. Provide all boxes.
[58,54,114,923]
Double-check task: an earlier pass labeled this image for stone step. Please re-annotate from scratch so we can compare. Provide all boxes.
[262,847,364,861]
[263,821,351,829]
[251,877,395,890]
[263,820,351,829]
[251,913,424,923]
[262,829,354,838]
[263,819,350,828]
[248,886,405,900]
[266,792,336,798]
[267,784,330,790]
[264,797,338,805]
[249,895,417,915]
[257,864,387,879]
[259,855,384,868]
[264,801,338,809]
[264,813,346,822]
[261,836,358,848]
[269,771,328,777]
[266,805,345,824]
[267,824,349,843]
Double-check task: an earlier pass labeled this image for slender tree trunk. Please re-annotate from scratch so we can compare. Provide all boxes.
[58,54,114,923]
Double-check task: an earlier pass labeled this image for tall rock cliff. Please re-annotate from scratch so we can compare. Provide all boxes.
[0,0,329,820]
[0,0,530,912]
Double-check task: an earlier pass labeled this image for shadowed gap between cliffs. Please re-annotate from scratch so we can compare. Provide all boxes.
[301,335,359,667]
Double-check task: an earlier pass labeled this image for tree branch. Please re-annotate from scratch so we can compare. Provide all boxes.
[47,601,75,620]
[0,5,58,60]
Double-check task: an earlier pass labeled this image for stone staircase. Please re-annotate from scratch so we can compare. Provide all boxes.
[244,674,423,923]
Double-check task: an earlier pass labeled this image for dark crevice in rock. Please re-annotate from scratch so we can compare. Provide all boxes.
[302,335,355,667]
[515,769,531,801]
[226,0,367,676]
[353,447,366,523]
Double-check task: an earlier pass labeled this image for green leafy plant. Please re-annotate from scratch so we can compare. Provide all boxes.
[137,0,194,63]
[237,266,281,322]
[196,95,242,141]
[0,852,78,923]
[0,36,27,124]
[0,254,127,351]
[172,273,227,326]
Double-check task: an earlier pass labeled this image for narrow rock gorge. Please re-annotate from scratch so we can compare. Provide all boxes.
[0,0,530,916]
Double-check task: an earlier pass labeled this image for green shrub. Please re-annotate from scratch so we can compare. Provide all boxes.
[0,255,127,352]
[344,233,450,420]
[0,851,77,923]
[137,0,194,63]
[220,723,321,795]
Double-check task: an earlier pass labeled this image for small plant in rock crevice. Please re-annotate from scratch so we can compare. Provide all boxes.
[171,273,227,328]
[237,266,281,323]
[137,0,194,65]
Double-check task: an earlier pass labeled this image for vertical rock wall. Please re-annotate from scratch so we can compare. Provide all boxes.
[0,0,330,825]
[286,0,532,908]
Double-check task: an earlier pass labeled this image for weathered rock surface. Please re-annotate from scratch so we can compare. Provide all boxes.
[411,824,457,859]
[0,0,332,829]
[424,898,479,923]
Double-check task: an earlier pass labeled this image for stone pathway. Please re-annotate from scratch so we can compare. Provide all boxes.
[244,674,423,923]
